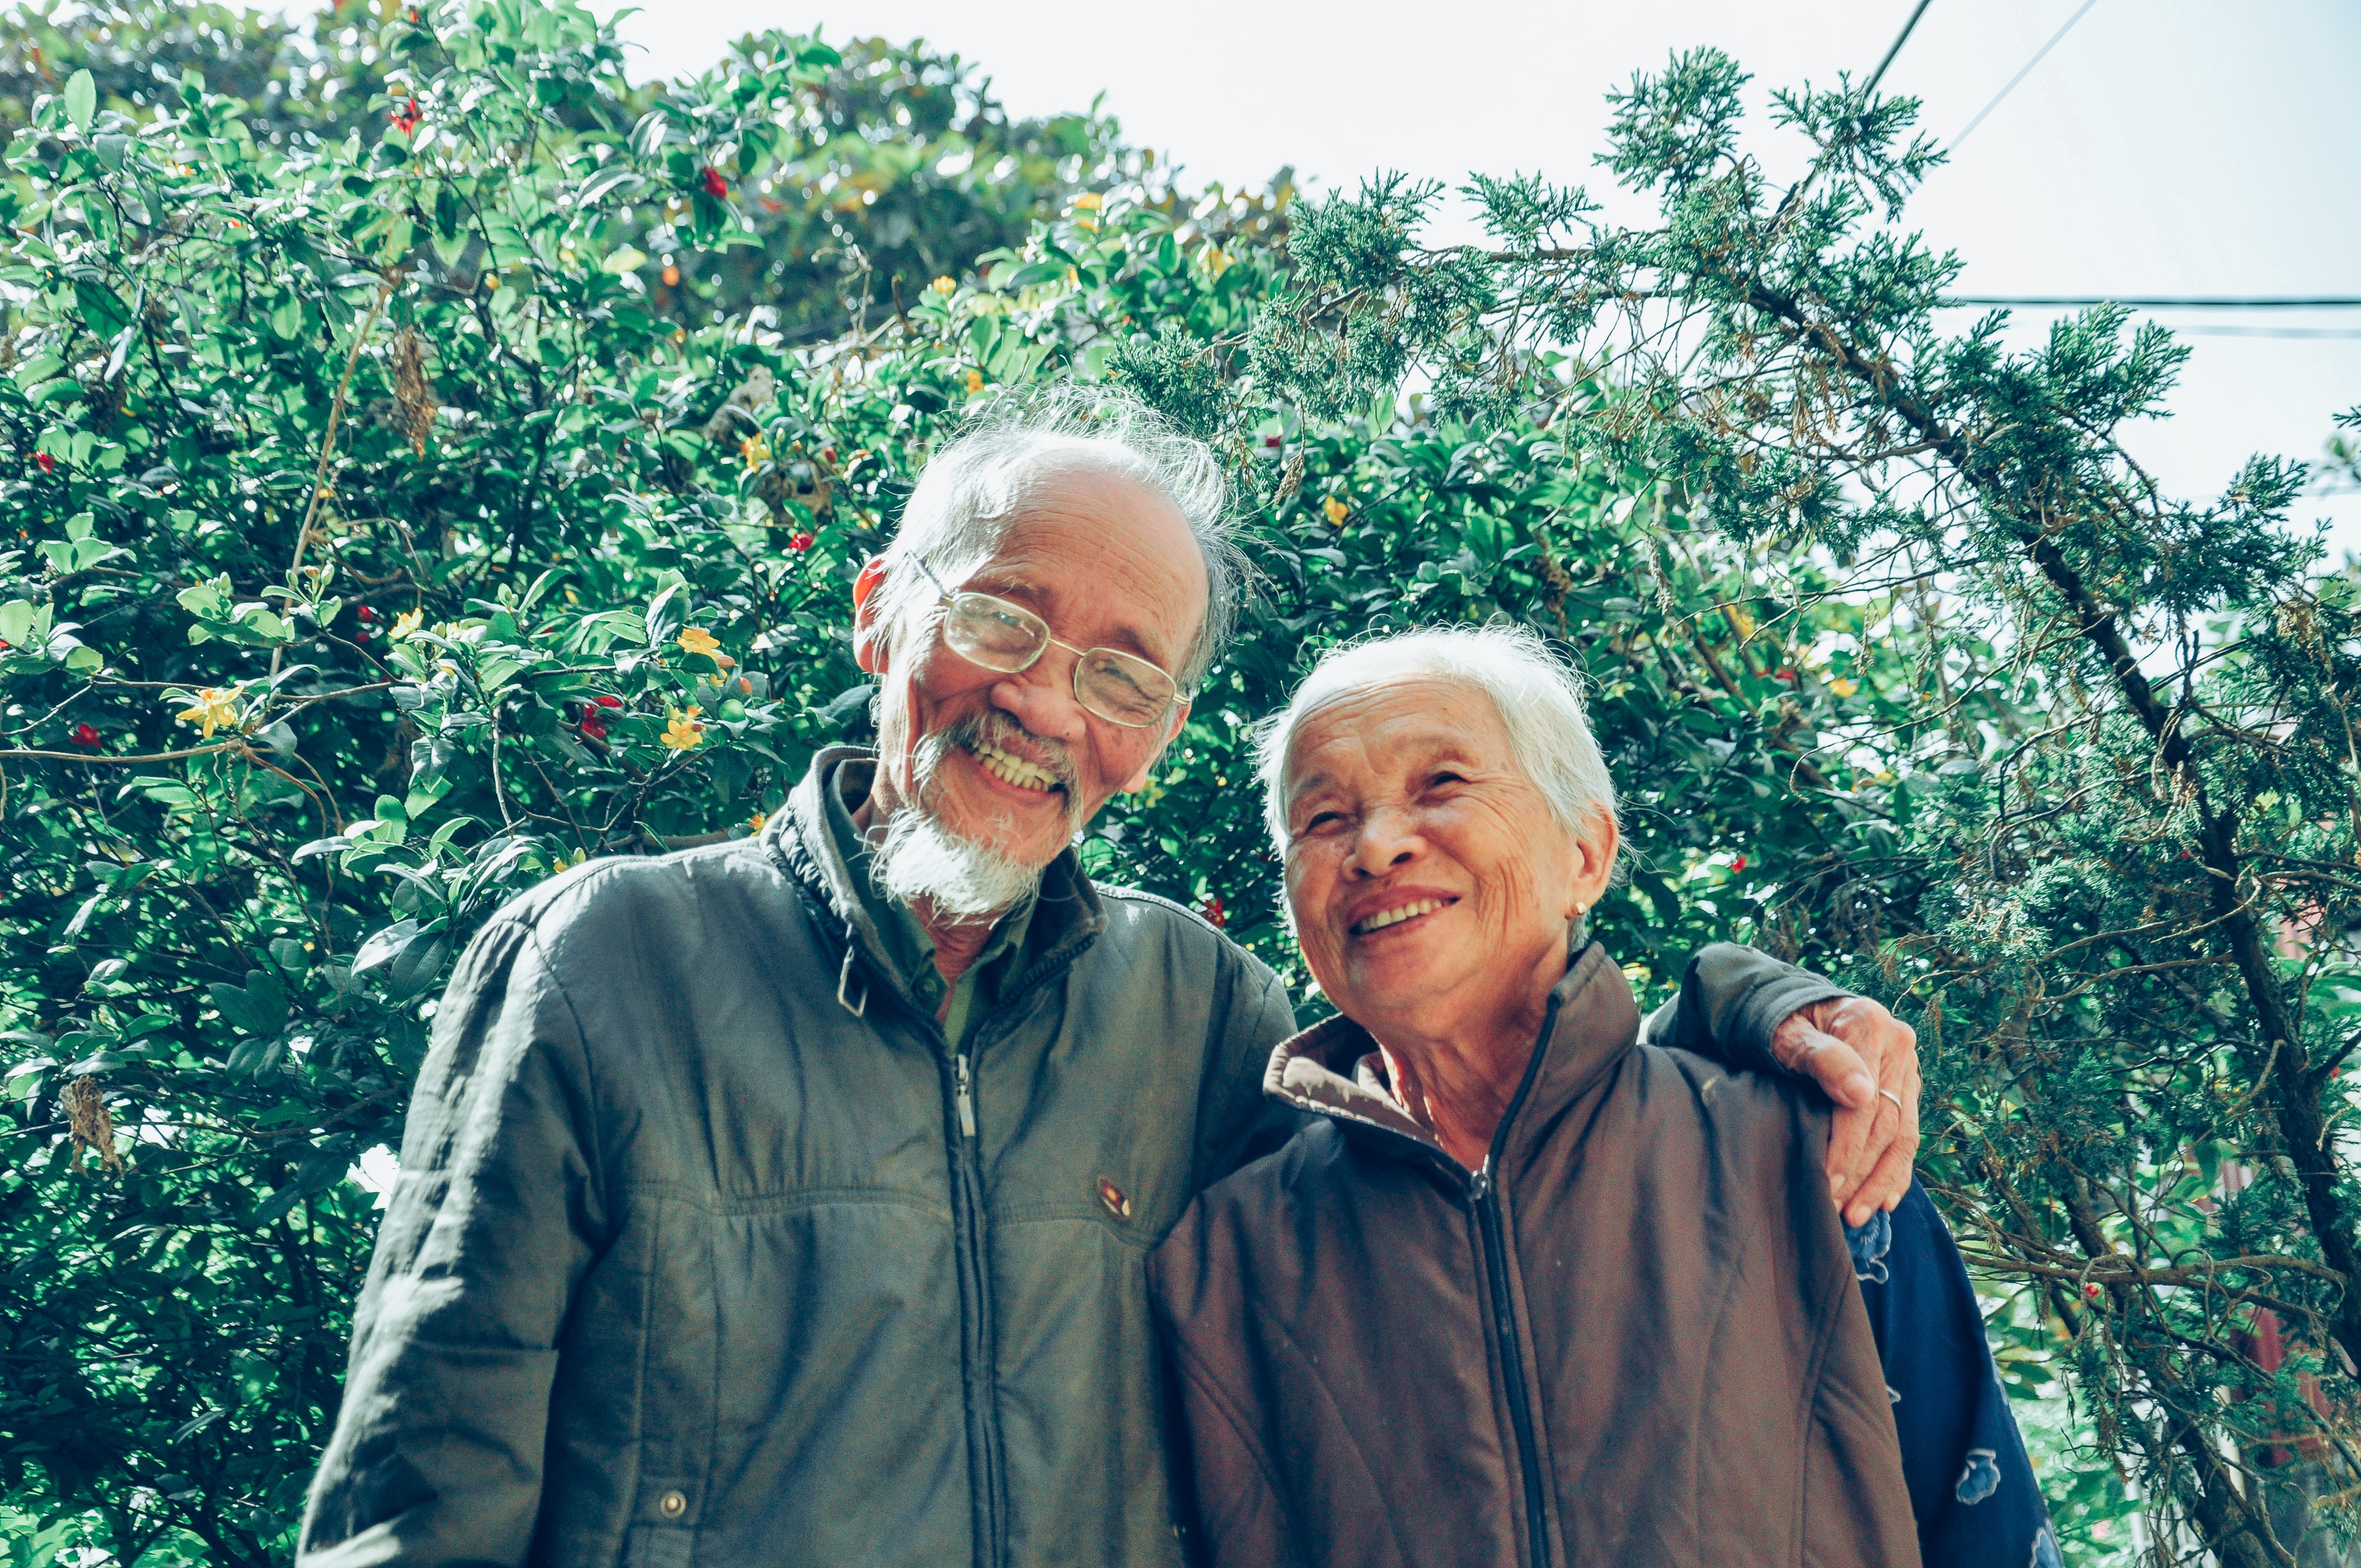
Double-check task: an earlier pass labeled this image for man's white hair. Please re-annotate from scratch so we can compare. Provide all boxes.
[1254,624,1620,858]
[869,384,1244,687]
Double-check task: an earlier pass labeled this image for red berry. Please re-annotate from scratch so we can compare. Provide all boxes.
[1731,855,1748,873]
[819,446,837,462]
[35,453,53,474]
[701,167,728,199]
[1264,435,1282,448]
[356,605,377,622]
[70,723,100,748]
[1200,895,1226,930]
[579,713,607,740]
[787,532,815,553]
[594,693,623,708]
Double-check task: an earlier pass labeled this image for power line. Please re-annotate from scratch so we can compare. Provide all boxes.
[1943,296,2361,309]
[1951,0,2102,149]
[2174,326,2361,340]
[1865,0,1936,96]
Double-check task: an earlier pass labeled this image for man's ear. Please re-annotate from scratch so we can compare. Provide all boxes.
[852,557,890,676]
[1118,699,1191,794]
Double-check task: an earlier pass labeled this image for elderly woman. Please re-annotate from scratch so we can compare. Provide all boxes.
[1149,627,2053,1568]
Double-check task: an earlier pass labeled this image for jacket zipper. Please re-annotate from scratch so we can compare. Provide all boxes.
[940,1036,1006,1568]
[1471,1159,1551,1568]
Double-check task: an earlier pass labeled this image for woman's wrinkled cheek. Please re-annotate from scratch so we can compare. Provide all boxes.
[1287,854,1349,994]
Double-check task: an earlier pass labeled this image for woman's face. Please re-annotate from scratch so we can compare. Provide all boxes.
[1280,676,1618,1046]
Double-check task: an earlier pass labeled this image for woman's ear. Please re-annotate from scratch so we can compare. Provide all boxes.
[1118,700,1192,794]
[852,558,891,676]
[1568,810,1620,918]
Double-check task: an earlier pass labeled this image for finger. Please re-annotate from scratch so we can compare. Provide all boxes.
[1844,1120,1919,1227]
[1831,1085,1895,1213]
[1796,1028,1878,1111]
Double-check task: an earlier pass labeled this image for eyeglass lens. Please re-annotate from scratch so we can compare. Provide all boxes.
[940,592,1175,727]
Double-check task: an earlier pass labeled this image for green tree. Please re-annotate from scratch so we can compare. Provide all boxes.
[1231,47,2361,1566]
[1,7,2253,1566]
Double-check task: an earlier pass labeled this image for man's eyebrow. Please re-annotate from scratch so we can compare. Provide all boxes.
[969,568,1174,666]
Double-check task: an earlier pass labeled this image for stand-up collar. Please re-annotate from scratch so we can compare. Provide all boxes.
[768,745,1107,1018]
[1264,942,1644,1169]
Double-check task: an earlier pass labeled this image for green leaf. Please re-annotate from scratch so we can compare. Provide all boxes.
[63,69,95,132]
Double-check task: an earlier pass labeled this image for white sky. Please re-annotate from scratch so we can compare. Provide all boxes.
[604,0,2361,552]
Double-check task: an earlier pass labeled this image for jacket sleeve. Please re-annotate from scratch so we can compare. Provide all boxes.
[1191,955,1303,1194]
[1639,941,1851,1075]
[1856,1184,2058,1568]
[298,916,607,1568]
[1149,1212,1313,1568]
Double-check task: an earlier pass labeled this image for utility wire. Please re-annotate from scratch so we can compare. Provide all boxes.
[1865,0,1936,96]
[1944,296,2361,309]
[1951,0,2101,149]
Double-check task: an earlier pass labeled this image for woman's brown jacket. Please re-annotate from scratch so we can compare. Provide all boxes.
[1146,943,1921,1568]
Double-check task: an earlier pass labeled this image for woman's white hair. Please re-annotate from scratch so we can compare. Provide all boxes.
[869,384,1244,687]
[1254,624,1620,858]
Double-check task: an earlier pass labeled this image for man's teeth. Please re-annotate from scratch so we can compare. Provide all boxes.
[1353,899,1446,935]
[969,741,1059,792]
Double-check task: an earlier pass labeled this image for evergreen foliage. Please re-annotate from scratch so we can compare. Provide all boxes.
[0,8,2343,1565]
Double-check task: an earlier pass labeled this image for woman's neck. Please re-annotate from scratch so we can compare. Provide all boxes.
[1370,954,1564,1172]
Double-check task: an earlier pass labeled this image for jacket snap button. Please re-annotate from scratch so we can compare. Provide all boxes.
[1097,1177,1131,1219]
[657,1490,687,1520]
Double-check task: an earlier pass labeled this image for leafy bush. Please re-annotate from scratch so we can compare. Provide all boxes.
[14,7,2330,1567]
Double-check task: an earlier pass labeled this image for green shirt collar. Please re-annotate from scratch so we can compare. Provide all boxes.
[822,759,1037,1025]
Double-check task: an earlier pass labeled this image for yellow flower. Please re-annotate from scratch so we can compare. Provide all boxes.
[1829,677,1859,698]
[1323,496,1348,526]
[173,687,242,738]
[965,368,984,394]
[747,811,768,836]
[661,708,705,751]
[1199,243,1232,278]
[676,627,723,661]
[390,608,423,640]
[739,434,771,469]
[1073,192,1102,210]
[1727,607,1756,639]
[930,275,957,295]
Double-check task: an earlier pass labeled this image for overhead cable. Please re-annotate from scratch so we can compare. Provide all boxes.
[1943,297,2361,309]
[1951,0,2102,150]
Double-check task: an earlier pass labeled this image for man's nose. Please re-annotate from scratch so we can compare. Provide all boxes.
[990,647,1089,744]
[1347,805,1424,878]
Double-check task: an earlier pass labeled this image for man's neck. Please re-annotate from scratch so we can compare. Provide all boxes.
[853,779,1013,990]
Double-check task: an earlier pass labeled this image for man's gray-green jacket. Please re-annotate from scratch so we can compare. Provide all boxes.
[297,748,1844,1568]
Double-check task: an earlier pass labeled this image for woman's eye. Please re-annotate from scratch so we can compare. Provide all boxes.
[1303,810,1343,832]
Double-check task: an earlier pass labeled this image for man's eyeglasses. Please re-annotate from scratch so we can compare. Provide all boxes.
[909,556,1182,729]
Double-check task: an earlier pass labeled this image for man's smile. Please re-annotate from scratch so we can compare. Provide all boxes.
[966,737,1065,796]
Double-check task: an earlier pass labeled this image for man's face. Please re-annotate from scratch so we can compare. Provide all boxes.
[1279,676,1616,1044]
[857,465,1203,872]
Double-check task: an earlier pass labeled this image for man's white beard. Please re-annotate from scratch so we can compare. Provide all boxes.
[871,807,1044,921]
[869,716,1078,921]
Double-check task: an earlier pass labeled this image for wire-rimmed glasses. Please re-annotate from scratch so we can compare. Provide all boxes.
[909,556,1182,728]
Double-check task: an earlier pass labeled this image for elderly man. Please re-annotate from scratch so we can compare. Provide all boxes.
[1149,625,2053,1568]
[299,391,1920,1568]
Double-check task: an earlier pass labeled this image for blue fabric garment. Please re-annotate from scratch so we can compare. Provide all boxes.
[1848,1180,2062,1568]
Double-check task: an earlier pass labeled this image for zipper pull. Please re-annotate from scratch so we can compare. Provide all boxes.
[954,1053,977,1139]
[1468,1161,1492,1204]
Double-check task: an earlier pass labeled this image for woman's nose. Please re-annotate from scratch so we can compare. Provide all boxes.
[1347,806,1424,876]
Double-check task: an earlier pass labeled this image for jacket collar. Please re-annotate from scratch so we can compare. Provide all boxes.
[768,745,1108,1020]
[1264,942,1643,1172]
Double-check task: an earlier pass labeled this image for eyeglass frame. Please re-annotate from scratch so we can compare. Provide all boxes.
[905,554,1186,730]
